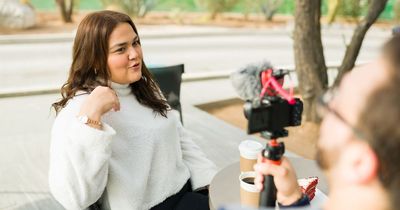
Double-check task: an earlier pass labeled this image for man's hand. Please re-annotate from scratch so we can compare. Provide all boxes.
[254,154,303,205]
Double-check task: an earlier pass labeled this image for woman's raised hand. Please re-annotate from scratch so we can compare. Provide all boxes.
[78,86,120,124]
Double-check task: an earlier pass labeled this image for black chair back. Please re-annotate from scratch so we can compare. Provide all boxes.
[149,64,184,124]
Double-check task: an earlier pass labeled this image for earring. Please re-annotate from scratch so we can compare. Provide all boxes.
[94,68,98,75]
[141,76,147,82]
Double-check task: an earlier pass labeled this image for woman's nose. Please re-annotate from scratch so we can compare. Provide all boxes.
[128,46,138,60]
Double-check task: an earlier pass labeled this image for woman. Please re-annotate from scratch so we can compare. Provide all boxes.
[49,10,217,210]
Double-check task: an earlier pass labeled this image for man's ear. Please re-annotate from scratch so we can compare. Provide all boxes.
[339,141,378,184]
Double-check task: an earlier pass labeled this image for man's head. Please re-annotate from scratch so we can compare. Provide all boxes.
[316,36,400,209]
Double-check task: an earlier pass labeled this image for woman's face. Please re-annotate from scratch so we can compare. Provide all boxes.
[107,23,143,84]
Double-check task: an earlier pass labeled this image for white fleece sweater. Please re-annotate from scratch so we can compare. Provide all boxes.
[49,82,217,210]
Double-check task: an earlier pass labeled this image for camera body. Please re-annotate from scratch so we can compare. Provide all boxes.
[240,68,304,207]
[243,69,303,137]
[244,94,303,136]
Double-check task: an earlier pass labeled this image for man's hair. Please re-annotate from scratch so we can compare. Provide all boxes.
[356,35,400,209]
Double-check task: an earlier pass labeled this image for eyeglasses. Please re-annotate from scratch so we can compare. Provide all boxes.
[317,88,367,140]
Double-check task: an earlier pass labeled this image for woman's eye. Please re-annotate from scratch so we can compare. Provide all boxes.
[116,47,125,52]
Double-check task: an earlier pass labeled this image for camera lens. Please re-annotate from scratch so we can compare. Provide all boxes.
[243,101,252,119]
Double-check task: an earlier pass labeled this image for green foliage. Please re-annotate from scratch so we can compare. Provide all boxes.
[382,0,396,20]
[235,0,284,21]
[276,0,295,14]
[238,0,259,19]
[195,0,240,19]
[100,0,157,17]
[332,0,395,21]
[394,0,400,22]
[155,0,198,11]
[337,0,369,20]
[31,0,56,10]
[28,0,397,21]
[78,0,102,10]
[259,0,284,21]
[31,0,102,10]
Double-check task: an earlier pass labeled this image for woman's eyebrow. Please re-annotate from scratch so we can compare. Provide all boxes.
[110,36,139,49]
[110,42,127,49]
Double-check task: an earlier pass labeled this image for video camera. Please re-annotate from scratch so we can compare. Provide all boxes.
[243,69,303,138]
[241,68,304,207]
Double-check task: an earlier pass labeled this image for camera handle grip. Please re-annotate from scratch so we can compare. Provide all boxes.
[259,140,284,208]
[259,172,278,207]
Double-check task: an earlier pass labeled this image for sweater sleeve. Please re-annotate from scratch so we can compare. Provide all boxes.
[49,112,116,210]
[176,117,218,190]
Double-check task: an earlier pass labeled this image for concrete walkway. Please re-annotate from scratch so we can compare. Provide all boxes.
[0,23,391,44]
[0,23,390,98]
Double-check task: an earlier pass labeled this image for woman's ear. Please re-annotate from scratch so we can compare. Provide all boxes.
[338,141,378,185]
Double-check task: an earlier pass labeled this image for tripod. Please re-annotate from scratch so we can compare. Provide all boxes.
[258,130,287,207]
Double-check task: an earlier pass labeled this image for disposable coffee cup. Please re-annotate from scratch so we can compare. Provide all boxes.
[238,140,263,172]
[239,171,260,208]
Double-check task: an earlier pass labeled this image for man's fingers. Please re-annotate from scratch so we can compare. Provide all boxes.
[257,153,263,163]
[255,172,264,183]
[255,172,264,190]
[256,182,264,191]
[254,163,287,177]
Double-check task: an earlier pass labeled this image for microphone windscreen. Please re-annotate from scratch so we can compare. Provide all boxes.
[230,60,273,100]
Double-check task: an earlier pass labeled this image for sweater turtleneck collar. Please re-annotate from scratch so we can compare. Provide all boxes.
[111,81,131,96]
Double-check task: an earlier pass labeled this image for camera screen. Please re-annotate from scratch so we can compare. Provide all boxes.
[246,98,302,134]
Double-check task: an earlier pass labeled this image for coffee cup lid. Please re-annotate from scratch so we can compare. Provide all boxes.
[239,171,260,193]
[238,140,263,159]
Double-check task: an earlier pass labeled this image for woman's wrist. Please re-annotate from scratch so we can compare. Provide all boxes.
[77,115,103,130]
[79,106,102,121]
[77,108,103,130]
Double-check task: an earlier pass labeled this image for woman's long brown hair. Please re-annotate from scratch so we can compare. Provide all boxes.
[52,10,169,117]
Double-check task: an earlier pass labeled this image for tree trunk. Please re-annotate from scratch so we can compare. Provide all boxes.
[334,0,388,85]
[210,11,218,20]
[55,0,73,23]
[293,0,328,123]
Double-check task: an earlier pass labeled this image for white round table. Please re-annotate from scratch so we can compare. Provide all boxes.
[209,157,328,209]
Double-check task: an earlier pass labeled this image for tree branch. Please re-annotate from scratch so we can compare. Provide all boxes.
[334,0,388,86]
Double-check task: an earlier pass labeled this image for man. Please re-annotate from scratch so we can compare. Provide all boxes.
[243,36,400,210]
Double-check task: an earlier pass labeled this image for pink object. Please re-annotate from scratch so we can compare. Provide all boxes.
[298,177,319,201]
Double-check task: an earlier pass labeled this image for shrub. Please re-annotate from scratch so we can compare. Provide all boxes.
[100,0,157,17]
[195,0,240,19]
[259,0,284,21]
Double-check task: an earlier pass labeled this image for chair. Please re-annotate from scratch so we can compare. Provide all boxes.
[149,64,185,124]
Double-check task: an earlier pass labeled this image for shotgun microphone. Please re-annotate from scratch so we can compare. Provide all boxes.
[230,60,274,101]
